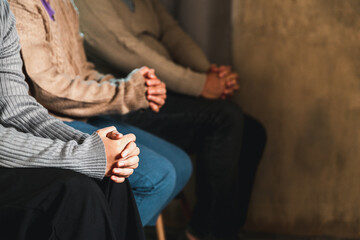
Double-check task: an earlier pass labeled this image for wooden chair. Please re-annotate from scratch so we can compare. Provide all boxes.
[155,191,192,240]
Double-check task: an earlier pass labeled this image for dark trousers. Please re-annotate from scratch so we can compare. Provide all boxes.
[113,92,267,238]
[0,168,145,240]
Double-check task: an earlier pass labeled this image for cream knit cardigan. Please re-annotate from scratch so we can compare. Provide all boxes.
[9,0,149,120]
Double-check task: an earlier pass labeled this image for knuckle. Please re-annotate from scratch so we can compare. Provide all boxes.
[127,133,136,141]
[131,144,138,152]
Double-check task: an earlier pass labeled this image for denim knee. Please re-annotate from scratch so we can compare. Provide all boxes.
[168,146,192,196]
[129,153,176,225]
[131,155,176,192]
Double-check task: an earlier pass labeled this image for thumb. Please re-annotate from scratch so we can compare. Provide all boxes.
[146,69,156,79]
[96,126,117,138]
[106,130,123,140]
[139,66,150,76]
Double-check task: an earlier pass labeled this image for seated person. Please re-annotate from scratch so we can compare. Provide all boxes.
[75,0,267,239]
[8,0,192,227]
[0,1,144,239]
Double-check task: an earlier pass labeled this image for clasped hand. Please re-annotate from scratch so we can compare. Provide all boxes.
[97,127,140,183]
[202,64,240,99]
[140,66,167,112]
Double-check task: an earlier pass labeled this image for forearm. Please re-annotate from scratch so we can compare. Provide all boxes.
[0,125,106,179]
[0,93,89,143]
[86,41,207,96]
[29,70,148,117]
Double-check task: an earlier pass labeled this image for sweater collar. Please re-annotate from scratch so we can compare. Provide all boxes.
[41,0,55,21]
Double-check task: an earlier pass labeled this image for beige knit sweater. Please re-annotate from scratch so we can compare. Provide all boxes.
[75,0,211,97]
[9,0,149,120]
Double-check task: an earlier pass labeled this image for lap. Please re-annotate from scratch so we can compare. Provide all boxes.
[88,116,191,169]
[0,168,95,206]
[0,167,142,240]
[112,92,245,152]
[65,118,187,162]
[64,119,186,188]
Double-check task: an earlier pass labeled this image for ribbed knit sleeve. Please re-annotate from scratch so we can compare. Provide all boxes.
[0,0,106,179]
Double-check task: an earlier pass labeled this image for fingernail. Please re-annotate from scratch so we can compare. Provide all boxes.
[115,133,123,138]
[122,150,128,157]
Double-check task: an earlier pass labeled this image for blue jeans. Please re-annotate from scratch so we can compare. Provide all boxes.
[65,116,192,226]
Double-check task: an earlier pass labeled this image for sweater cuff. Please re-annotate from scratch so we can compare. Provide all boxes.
[186,72,207,96]
[125,69,149,110]
[78,132,107,179]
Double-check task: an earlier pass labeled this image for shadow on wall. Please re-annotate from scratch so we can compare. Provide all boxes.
[232,0,360,238]
[160,0,232,65]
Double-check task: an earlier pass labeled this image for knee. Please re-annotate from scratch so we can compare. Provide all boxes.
[152,159,176,194]
[170,146,193,186]
[49,169,103,200]
[214,101,244,131]
[244,115,267,149]
[253,118,267,147]
[134,157,177,196]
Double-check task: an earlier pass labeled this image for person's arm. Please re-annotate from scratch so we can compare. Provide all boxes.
[75,0,209,96]
[0,125,106,179]
[9,0,148,118]
[0,0,105,179]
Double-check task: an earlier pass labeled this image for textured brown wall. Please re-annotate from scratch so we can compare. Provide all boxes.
[232,0,360,238]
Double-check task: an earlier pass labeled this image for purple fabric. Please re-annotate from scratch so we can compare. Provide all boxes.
[41,0,55,21]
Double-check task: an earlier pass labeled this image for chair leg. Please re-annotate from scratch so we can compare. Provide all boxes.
[177,191,192,220]
[156,214,166,240]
